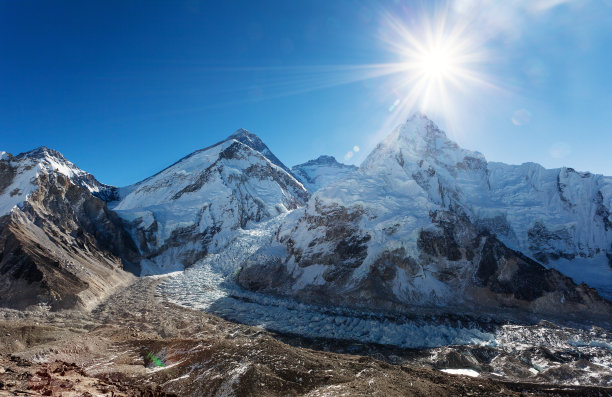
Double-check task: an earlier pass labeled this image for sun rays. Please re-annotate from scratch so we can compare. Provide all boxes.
[179,5,498,147]
[372,6,497,135]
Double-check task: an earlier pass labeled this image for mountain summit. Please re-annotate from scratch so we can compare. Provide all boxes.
[292,155,357,192]
[112,129,309,275]
[363,114,486,173]
[0,147,136,309]
[1,146,118,216]
[237,115,612,321]
[227,128,294,176]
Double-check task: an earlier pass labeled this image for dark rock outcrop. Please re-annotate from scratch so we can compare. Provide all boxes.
[0,152,138,310]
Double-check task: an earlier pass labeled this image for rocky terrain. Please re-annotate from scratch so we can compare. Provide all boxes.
[2,277,611,396]
[0,147,138,311]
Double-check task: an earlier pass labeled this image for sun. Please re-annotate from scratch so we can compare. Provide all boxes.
[373,9,493,123]
[214,7,495,136]
[418,46,456,80]
[398,29,481,113]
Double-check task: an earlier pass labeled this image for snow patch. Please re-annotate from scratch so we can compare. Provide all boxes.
[440,369,480,377]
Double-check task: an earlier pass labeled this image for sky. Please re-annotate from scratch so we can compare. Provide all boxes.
[1,0,612,186]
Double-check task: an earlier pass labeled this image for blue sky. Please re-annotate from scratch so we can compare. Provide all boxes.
[2,0,612,186]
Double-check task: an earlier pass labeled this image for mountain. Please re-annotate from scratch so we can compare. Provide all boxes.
[2,119,610,322]
[112,129,310,275]
[292,155,358,192]
[0,147,119,216]
[0,130,309,308]
[0,147,138,310]
[237,114,612,321]
[229,128,296,176]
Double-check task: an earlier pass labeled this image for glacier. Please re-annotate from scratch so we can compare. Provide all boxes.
[159,215,612,385]
[237,114,612,312]
[159,215,496,349]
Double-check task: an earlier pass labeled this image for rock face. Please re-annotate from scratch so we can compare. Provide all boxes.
[112,129,310,275]
[292,155,358,192]
[237,114,612,320]
[0,148,137,310]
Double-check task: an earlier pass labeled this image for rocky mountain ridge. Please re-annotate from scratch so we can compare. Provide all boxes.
[236,114,612,321]
[1,119,611,318]
[0,147,137,309]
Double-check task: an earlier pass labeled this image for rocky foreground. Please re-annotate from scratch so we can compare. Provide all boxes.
[1,277,611,396]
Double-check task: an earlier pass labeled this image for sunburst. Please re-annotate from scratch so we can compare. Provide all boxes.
[373,8,495,132]
[189,6,496,143]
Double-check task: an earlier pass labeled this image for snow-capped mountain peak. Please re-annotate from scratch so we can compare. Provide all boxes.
[363,113,486,172]
[228,128,259,143]
[303,155,338,165]
[16,147,105,185]
[0,145,136,309]
[359,117,612,296]
[226,128,294,176]
[112,129,309,275]
[292,155,358,192]
[0,146,118,216]
[237,114,612,319]
[16,145,64,160]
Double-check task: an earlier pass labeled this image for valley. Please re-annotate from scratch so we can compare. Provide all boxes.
[1,114,611,395]
[1,276,611,396]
